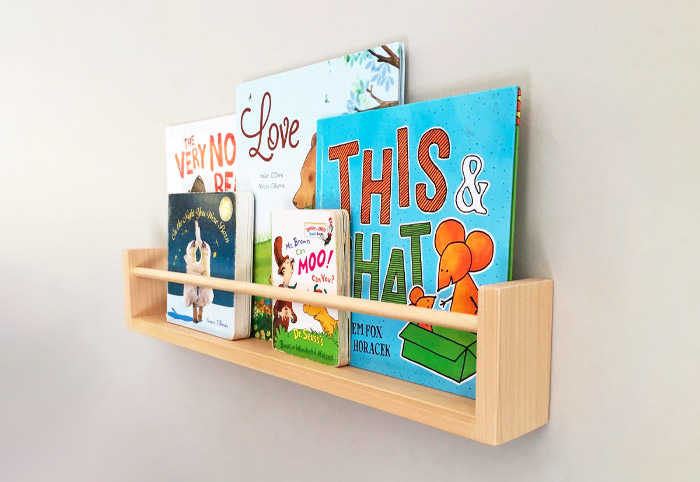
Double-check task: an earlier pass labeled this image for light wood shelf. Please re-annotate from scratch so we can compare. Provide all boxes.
[123,247,553,445]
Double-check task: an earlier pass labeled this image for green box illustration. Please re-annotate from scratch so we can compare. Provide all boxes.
[398,324,477,383]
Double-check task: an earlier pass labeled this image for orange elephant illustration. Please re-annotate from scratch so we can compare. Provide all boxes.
[408,286,436,331]
[434,219,494,315]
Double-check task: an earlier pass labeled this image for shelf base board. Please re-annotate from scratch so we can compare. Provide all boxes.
[128,314,477,439]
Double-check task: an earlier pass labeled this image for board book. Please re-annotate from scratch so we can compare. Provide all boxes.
[316,86,521,397]
[166,192,254,340]
[235,42,405,341]
[270,209,350,366]
[166,114,237,194]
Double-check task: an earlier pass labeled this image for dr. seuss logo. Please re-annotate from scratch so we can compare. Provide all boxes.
[304,222,328,239]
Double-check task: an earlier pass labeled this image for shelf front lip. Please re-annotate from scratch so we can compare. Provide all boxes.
[129,314,477,440]
[132,266,478,333]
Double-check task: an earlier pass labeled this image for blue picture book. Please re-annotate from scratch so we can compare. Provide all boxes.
[166,192,254,340]
[316,86,521,397]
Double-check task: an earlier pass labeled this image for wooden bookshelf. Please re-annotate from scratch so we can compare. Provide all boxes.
[123,248,553,445]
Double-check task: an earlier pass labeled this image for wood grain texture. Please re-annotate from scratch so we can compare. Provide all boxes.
[475,279,554,445]
[122,249,167,327]
[122,248,553,444]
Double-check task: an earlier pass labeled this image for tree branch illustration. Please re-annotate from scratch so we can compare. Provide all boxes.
[366,86,398,107]
[367,44,400,69]
[354,86,399,112]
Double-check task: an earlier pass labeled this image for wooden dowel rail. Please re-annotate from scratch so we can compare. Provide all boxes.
[132,266,479,333]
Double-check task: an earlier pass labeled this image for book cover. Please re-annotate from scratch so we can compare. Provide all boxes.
[236,42,405,341]
[166,114,237,194]
[317,86,521,397]
[166,192,238,339]
[270,209,350,366]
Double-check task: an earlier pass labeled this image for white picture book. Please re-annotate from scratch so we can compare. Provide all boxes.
[235,42,405,341]
[166,114,238,194]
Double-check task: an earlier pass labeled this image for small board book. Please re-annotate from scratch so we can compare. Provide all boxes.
[270,209,350,366]
[235,42,405,341]
[166,114,237,194]
[316,86,521,397]
[166,191,254,340]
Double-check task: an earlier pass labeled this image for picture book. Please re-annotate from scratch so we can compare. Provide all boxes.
[166,191,254,340]
[270,209,350,366]
[236,42,405,341]
[166,114,237,194]
[316,86,521,397]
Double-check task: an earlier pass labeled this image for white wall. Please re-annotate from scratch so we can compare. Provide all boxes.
[2,1,699,480]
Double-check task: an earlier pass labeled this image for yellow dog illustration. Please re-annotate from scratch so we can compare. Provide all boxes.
[302,304,337,337]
